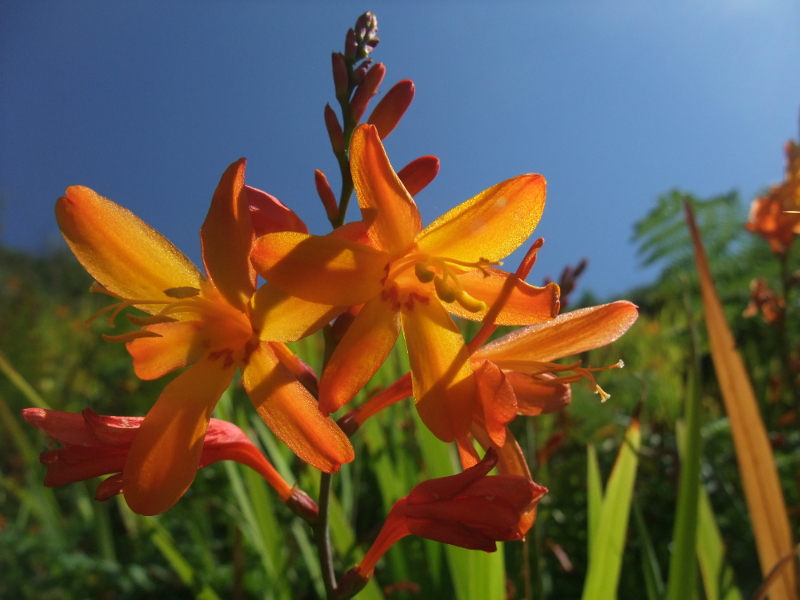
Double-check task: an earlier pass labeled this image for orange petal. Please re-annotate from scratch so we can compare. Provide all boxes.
[416,174,546,264]
[127,320,207,380]
[56,186,203,305]
[246,185,308,237]
[350,124,422,255]
[448,268,560,325]
[243,343,354,473]
[504,371,572,416]
[319,296,401,414]
[122,354,236,515]
[200,159,255,310]
[402,299,475,442]
[250,283,342,343]
[251,231,388,306]
[473,301,638,366]
[473,360,518,447]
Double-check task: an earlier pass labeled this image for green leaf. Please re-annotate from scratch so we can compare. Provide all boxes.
[581,417,641,600]
[586,443,603,555]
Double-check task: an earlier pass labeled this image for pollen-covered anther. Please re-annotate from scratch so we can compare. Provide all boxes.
[414,262,436,283]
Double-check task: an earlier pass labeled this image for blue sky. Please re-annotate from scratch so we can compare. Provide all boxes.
[2,1,799,299]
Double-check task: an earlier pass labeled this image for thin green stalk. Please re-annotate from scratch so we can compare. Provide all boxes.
[314,471,338,599]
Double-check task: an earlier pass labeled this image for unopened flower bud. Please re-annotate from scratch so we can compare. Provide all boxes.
[323,104,344,155]
[350,63,386,123]
[336,567,371,599]
[397,156,440,196]
[286,487,320,523]
[344,28,358,61]
[368,79,415,139]
[314,169,339,222]
[350,59,372,86]
[354,11,379,60]
[331,53,349,97]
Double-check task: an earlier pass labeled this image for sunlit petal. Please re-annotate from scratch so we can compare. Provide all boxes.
[251,231,387,305]
[243,342,354,473]
[56,186,203,304]
[122,355,236,515]
[473,360,517,446]
[351,124,422,255]
[319,296,401,414]
[446,268,560,325]
[250,283,342,343]
[474,301,638,365]
[200,159,255,311]
[127,321,207,380]
[402,299,475,442]
[505,371,572,416]
[416,174,546,263]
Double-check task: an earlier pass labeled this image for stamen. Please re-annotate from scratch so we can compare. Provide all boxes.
[127,314,178,327]
[433,276,457,303]
[522,359,625,403]
[102,330,163,344]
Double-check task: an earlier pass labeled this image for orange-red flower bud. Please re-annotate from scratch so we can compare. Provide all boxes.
[323,104,345,155]
[246,186,308,237]
[331,53,349,98]
[350,63,386,123]
[22,408,306,513]
[354,449,547,577]
[367,79,415,139]
[314,169,339,222]
[396,155,440,197]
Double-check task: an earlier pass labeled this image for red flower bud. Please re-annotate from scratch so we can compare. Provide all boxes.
[331,53,349,98]
[314,169,339,222]
[323,104,344,155]
[368,79,415,139]
[350,63,386,123]
[246,186,308,237]
[397,155,440,197]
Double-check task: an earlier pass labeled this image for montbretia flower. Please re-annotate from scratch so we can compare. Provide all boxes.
[21,408,318,520]
[342,448,546,584]
[56,160,353,515]
[745,140,800,254]
[251,124,560,443]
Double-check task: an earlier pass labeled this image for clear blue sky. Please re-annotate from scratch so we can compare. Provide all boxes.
[2,1,799,299]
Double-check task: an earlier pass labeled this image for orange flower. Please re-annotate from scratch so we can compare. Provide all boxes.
[745,140,800,254]
[56,160,353,515]
[21,408,318,520]
[346,448,546,582]
[252,124,560,443]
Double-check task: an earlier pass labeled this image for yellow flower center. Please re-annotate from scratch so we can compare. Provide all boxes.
[86,282,254,358]
[381,252,499,313]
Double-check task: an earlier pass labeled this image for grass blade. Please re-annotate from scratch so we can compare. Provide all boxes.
[685,203,796,599]
[586,443,603,556]
[581,415,641,600]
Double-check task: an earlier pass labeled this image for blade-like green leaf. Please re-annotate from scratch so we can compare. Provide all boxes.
[581,417,641,600]
[686,203,796,599]
[586,443,603,555]
[633,501,665,600]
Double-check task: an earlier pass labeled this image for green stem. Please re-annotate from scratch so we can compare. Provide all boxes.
[314,472,338,599]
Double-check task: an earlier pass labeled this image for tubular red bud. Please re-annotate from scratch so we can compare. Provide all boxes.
[314,169,339,222]
[323,104,344,154]
[397,155,440,196]
[368,79,415,139]
[331,53,349,97]
[344,28,357,61]
[350,63,386,123]
[350,58,372,86]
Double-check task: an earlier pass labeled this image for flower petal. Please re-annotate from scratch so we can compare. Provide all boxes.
[351,124,422,255]
[246,185,308,237]
[448,268,560,325]
[402,299,475,442]
[416,174,546,263]
[473,360,517,446]
[56,186,203,304]
[200,159,255,311]
[251,232,387,305]
[127,321,207,380]
[123,354,236,515]
[504,371,572,416]
[319,296,401,414]
[250,283,342,343]
[473,301,638,365]
[243,343,354,473]
[22,408,97,446]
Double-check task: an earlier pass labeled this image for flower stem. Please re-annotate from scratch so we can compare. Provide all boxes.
[313,471,338,599]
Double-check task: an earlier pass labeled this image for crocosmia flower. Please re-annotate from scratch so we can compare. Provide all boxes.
[55,160,353,515]
[344,448,546,583]
[251,124,560,443]
[21,408,317,519]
